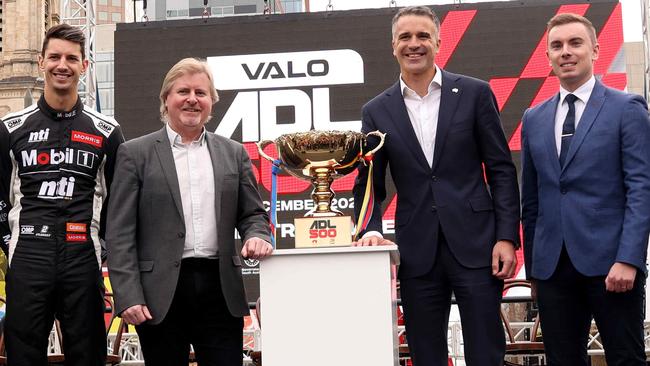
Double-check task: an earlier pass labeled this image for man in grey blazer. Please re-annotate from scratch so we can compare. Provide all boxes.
[106,58,273,366]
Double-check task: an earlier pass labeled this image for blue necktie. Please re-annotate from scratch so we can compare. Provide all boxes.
[559,94,578,167]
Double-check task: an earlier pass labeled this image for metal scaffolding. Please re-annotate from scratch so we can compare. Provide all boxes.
[60,0,97,108]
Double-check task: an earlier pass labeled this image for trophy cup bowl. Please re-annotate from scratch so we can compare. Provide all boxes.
[257,130,385,218]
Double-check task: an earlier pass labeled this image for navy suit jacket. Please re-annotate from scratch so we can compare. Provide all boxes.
[521,80,650,280]
[354,70,520,279]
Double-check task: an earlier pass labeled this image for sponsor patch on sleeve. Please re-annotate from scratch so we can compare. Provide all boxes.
[4,117,25,132]
[95,120,115,137]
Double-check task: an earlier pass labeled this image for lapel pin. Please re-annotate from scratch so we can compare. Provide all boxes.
[452,88,459,93]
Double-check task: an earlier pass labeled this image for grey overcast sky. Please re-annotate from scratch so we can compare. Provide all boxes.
[308,0,644,42]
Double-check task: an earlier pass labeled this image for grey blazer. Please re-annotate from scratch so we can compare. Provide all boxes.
[106,127,270,323]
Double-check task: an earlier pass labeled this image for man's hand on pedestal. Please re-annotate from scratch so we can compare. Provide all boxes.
[241,237,274,260]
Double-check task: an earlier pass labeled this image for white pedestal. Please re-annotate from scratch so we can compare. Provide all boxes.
[259,245,400,366]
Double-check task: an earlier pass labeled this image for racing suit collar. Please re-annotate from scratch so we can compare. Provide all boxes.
[38,95,84,121]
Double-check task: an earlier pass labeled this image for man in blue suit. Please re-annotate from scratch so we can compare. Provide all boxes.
[352,6,520,366]
[521,13,650,366]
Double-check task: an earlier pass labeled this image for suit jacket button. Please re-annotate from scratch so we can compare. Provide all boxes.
[178,232,185,238]
[432,175,438,182]
[561,189,567,194]
[431,205,437,212]
[174,260,180,267]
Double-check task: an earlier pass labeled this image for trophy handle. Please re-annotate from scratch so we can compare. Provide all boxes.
[364,130,386,157]
[256,140,276,162]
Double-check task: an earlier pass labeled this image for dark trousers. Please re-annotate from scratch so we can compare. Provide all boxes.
[5,239,107,366]
[536,247,646,366]
[136,258,244,366]
[400,232,505,366]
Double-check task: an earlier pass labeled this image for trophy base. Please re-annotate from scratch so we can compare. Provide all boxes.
[304,208,344,217]
[294,216,352,248]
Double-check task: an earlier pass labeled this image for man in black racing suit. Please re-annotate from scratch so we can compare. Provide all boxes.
[0,24,124,365]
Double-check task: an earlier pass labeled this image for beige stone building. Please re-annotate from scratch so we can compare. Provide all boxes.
[0,0,59,117]
[625,42,646,97]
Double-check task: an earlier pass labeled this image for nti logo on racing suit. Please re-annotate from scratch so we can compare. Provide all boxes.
[38,176,76,200]
[28,128,49,143]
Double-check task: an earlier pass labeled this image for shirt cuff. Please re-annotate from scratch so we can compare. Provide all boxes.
[362,231,384,239]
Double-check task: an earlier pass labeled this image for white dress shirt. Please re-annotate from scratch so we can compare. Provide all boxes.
[166,124,218,258]
[400,64,443,167]
[554,75,595,156]
[363,66,443,239]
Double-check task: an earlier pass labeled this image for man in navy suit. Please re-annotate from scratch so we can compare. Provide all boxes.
[353,6,520,366]
[521,13,650,366]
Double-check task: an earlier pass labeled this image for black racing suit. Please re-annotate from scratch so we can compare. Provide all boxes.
[0,96,124,365]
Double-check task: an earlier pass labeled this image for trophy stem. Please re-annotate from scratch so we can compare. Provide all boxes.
[305,167,343,217]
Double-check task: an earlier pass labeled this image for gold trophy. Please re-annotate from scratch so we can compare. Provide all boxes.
[257,130,385,247]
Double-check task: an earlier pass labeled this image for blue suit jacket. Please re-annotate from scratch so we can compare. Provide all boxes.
[521,80,650,280]
[354,70,520,279]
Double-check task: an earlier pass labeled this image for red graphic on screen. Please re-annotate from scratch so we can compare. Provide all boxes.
[437,10,478,69]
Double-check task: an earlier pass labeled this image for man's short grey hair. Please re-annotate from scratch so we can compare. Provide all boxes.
[391,6,441,39]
